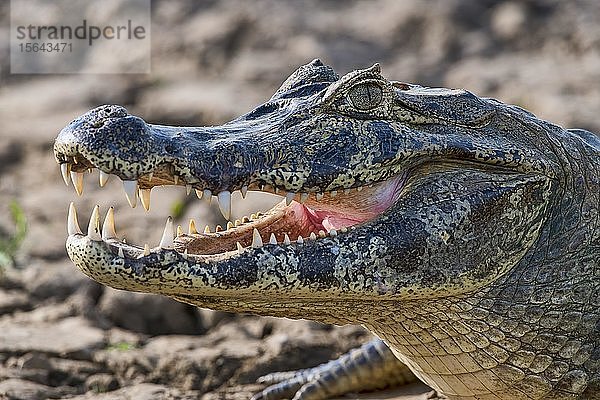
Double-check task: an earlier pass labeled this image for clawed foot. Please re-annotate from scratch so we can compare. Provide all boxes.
[251,369,325,400]
[251,339,417,400]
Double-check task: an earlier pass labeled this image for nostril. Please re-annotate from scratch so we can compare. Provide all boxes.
[98,104,129,119]
[79,105,131,130]
[165,144,174,153]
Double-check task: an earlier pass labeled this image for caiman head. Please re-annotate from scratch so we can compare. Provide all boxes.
[54,60,560,323]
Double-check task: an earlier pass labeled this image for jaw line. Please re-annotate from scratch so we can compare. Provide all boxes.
[62,172,408,301]
[65,165,549,309]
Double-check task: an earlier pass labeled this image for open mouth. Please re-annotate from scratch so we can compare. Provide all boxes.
[59,158,406,259]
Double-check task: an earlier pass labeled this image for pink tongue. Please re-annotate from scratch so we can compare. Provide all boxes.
[304,176,403,232]
[301,175,405,232]
[304,207,364,232]
[281,201,370,234]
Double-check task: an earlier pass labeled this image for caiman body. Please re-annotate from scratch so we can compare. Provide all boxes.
[54,61,599,399]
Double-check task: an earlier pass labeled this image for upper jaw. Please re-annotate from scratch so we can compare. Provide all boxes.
[53,100,407,220]
[54,100,412,266]
[53,104,268,192]
[54,102,329,195]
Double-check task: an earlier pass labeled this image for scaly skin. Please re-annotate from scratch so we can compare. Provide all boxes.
[53,60,599,399]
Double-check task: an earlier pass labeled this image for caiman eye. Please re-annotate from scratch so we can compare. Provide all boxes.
[348,82,383,110]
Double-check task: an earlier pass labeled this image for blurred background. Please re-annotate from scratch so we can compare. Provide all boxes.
[0,0,599,399]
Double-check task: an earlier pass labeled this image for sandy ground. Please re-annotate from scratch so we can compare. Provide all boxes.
[1,1,599,399]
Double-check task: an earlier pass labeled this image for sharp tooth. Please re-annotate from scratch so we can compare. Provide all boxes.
[173,175,179,185]
[309,232,317,240]
[318,230,326,238]
[99,171,109,187]
[316,192,324,201]
[340,227,348,233]
[285,192,295,206]
[147,172,153,182]
[203,189,212,204]
[70,171,84,196]
[186,185,192,195]
[269,233,277,244]
[118,247,124,258]
[139,188,151,211]
[329,229,337,237]
[242,216,250,223]
[322,218,334,231]
[344,188,351,195]
[217,191,231,220]
[195,189,203,199]
[236,242,244,252]
[252,228,263,248]
[183,249,188,259]
[300,193,309,203]
[357,186,363,192]
[204,225,211,234]
[72,157,78,164]
[274,187,280,194]
[176,225,184,237]
[188,219,198,234]
[143,243,150,256]
[241,186,248,199]
[102,207,117,239]
[227,221,234,230]
[123,180,138,208]
[215,225,223,232]
[159,217,174,249]
[88,168,93,173]
[330,190,337,197]
[234,219,241,226]
[60,163,71,186]
[283,233,290,245]
[67,202,82,235]
[297,236,304,244]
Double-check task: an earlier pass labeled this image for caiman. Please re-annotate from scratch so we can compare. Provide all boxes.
[53,60,599,400]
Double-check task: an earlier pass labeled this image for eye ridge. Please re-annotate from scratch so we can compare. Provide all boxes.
[348,82,383,110]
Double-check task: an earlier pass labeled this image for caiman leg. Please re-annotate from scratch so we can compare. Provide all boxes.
[252,339,418,400]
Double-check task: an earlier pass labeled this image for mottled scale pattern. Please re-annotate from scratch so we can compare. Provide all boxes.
[54,60,599,399]
[368,291,599,399]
